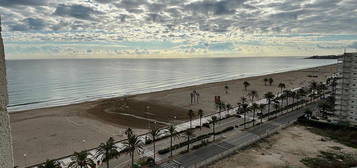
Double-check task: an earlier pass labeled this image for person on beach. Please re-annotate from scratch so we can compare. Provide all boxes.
[196,92,200,104]
[190,92,195,104]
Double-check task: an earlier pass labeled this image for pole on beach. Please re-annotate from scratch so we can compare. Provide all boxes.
[82,139,86,149]
[23,154,27,167]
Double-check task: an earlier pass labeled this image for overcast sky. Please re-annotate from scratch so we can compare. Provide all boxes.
[0,0,356,59]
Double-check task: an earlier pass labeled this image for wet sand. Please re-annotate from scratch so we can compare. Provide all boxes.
[10,64,337,166]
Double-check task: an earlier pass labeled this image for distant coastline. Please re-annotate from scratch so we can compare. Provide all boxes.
[305,55,342,59]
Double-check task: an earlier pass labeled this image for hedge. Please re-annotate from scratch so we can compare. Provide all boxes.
[158,126,235,155]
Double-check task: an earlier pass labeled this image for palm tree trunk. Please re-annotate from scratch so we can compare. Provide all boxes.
[187,137,190,151]
[199,117,202,130]
[170,136,173,158]
[253,109,255,126]
[244,112,246,128]
[131,152,134,168]
[153,141,156,162]
[213,125,216,141]
[107,160,109,168]
[268,103,271,120]
[190,119,192,129]
[292,98,295,111]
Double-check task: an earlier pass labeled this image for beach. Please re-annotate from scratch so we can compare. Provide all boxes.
[10,64,337,167]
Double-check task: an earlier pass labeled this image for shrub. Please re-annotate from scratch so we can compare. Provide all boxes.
[145,139,152,145]
[158,148,170,154]
[179,150,188,154]
[192,140,210,150]
[158,133,211,155]
[203,123,210,128]
[301,151,357,168]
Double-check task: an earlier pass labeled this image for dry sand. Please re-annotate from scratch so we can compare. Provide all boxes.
[208,125,357,168]
[10,64,337,166]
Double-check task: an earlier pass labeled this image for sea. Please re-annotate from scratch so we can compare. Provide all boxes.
[6,57,337,112]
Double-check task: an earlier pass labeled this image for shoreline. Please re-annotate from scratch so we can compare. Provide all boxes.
[10,64,337,166]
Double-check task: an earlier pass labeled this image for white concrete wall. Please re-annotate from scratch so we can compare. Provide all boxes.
[0,16,14,168]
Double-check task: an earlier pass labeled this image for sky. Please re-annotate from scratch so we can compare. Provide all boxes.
[0,0,357,59]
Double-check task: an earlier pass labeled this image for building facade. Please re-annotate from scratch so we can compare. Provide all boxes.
[0,16,14,168]
[335,52,357,125]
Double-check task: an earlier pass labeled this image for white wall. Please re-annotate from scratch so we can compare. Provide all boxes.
[0,17,14,168]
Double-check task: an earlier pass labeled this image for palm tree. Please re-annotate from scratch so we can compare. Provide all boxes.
[318,83,328,98]
[297,88,307,107]
[331,78,337,95]
[240,96,247,104]
[198,109,204,130]
[38,159,61,168]
[309,92,316,103]
[251,103,259,126]
[248,90,258,102]
[218,102,225,119]
[68,151,95,168]
[125,128,133,137]
[224,85,229,94]
[168,125,179,158]
[318,101,330,118]
[264,78,268,86]
[310,81,318,92]
[290,91,297,111]
[258,104,266,124]
[278,83,286,93]
[243,81,250,91]
[95,137,120,168]
[211,116,218,141]
[149,125,161,162]
[184,129,194,152]
[283,90,292,109]
[264,92,275,119]
[242,103,249,128]
[226,104,232,111]
[273,102,280,118]
[124,128,143,168]
[268,78,274,86]
[188,109,195,129]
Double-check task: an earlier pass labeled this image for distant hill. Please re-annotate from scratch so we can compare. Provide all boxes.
[305,55,342,59]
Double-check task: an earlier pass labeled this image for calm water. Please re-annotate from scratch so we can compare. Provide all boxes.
[6,57,337,112]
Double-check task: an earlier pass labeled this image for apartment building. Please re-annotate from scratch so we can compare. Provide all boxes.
[335,52,357,125]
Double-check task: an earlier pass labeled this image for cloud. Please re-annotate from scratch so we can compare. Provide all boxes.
[9,17,47,31]
[184,0,245,16]
[0,0,48,7]
[54,4,101,20]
